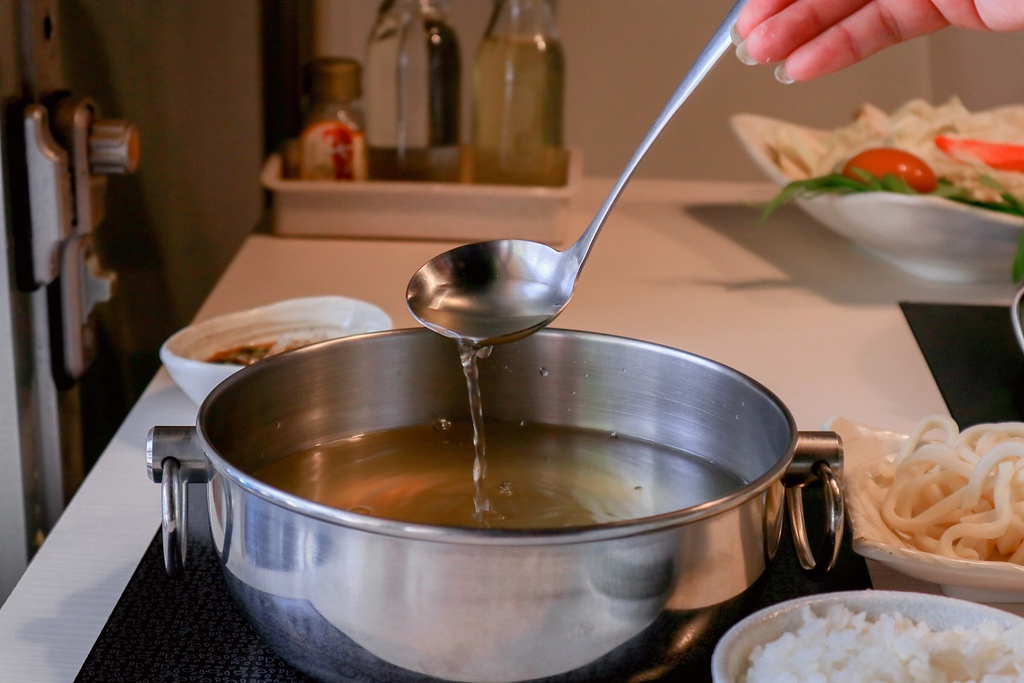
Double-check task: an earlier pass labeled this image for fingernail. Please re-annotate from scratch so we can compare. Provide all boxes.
[730,24,743,46]
[774,63,794,84]
[735,40,758,65]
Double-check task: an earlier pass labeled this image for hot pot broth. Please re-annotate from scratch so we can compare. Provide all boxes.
[200,329,793,530]
[251,418,747,529]
[250,337,750,530]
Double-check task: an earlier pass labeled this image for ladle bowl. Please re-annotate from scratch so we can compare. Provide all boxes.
[407,0,749,346]
[405,239,578,345]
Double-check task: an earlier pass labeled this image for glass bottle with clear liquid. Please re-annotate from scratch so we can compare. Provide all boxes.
[472,0,567,186]
[364,0,461,182]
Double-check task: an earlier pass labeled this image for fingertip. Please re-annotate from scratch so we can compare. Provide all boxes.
[739,21,787,66]
[735,40,759,66]
[779,44,847,82]
[774,63,794,84]
[734,0,766,38]
[730,23,743,46]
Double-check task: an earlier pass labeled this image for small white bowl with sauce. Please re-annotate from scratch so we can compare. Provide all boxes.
[160,296,391,405]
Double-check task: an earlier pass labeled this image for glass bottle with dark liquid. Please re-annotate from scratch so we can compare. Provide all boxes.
[363,0,461,181]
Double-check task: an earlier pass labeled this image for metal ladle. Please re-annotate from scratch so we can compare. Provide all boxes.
[407,0,749,346]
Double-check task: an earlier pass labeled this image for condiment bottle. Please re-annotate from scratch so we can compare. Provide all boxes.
[299,57,368,181]
[363,0,461,181]
[472,0,567,186]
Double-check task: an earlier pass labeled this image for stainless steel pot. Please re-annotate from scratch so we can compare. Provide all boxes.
[148,329,843,683]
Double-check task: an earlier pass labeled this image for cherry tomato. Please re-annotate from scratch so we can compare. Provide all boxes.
[841,148,938,193]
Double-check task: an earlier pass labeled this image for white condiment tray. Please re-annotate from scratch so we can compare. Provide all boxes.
[260,148,582,245]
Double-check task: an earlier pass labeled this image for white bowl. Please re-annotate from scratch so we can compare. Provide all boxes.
[731,113,1024,283]
[826,416,1024,603]
[711,590,1024,683]
[160,296,392,405]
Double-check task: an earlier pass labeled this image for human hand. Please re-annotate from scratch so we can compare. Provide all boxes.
[734,0,1024,82]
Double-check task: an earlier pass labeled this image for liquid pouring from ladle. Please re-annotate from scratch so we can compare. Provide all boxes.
[407,0,749,347]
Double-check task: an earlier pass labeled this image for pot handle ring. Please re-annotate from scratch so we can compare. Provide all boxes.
[784,431,844,581]
[147,426,210,578]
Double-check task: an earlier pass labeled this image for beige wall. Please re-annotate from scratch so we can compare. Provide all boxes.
[928,28,1024,110]
[315,0,1024,180]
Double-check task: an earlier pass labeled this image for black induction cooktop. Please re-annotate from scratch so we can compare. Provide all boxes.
[76,302,1016,683]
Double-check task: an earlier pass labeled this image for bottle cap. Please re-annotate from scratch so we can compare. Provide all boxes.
[305,57,362,103]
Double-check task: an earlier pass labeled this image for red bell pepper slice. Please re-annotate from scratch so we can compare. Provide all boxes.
[934,135,1024,172]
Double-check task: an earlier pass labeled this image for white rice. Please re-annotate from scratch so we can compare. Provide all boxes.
[743,604,1024,683]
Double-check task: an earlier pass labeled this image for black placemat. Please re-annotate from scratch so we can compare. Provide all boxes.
[900,302,1024,426]
[74,530,316,683]
[74,488,867,683]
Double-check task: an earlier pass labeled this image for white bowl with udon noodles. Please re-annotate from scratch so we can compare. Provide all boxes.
[830,415,1024,603]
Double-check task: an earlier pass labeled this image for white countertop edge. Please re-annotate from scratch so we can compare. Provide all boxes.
[0,370,198,682]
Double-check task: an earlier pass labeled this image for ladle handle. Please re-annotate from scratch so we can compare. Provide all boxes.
[568,0,750,266]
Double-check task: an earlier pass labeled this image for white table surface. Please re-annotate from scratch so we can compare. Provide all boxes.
[1,178,1021,681]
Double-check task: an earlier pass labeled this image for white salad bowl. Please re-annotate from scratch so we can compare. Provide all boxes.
[826,416,1024,603]
[711,590,1024,683]
[160,295,392,406]
[731,113,1024,284]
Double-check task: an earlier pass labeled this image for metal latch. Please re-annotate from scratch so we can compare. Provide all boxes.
[23,104,72,288]
[23,96,139,385]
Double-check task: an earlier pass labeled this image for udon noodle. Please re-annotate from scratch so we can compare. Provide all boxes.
[879,415,1024,563]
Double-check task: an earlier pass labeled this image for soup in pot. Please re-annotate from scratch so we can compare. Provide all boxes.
[252,419,746,529]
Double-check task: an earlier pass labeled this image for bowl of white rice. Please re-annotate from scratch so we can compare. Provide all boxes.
[711,590,1024,683]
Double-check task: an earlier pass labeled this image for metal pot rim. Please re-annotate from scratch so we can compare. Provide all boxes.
[195,328,799,546]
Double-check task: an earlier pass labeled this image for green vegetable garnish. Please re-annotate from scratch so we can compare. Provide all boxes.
[760,171,1024,281]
